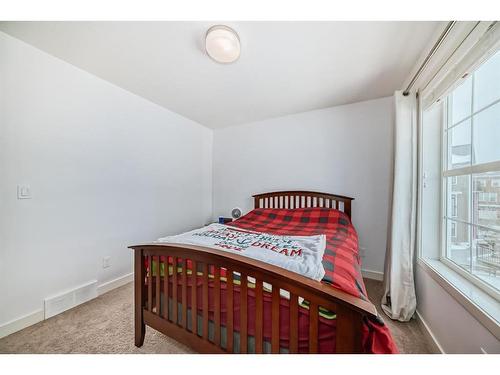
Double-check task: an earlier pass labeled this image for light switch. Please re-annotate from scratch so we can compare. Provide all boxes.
[17,184,32,199]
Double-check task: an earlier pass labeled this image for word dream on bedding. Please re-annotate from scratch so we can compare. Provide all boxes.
[193,226,303,256]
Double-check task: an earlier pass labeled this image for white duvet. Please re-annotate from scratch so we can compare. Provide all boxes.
[157,223,326,281]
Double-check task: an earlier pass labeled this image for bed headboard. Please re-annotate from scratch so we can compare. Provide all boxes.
[253,191,354,219]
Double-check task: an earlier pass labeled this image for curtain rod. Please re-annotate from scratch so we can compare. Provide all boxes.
[403,21,457,96]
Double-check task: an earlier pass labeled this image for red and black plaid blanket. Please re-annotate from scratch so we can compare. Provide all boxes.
[228,207,398,353]
[228,208,364,298]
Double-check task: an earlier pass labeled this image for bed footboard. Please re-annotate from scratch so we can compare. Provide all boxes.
[130,243,377,354]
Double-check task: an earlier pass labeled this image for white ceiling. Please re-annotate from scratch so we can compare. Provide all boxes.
[0,21,440,128]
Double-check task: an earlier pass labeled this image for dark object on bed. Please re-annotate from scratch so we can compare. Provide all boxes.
[129,191,383,354]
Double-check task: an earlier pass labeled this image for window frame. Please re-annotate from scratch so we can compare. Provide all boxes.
[439,56,500,302]
[450,221,457,238]
[450,194,457,217]
[416,21,500,338]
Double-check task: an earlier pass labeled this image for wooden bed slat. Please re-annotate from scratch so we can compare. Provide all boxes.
[155,256,161,315]
[147,255,152,312]
[172,257,178,324]
[202,263,209,340]
[214,266,221,346]
[181,259,187,328]
[289,293,299,354]
[309,301,319,353]
[191,260,197,333]
[240,273,248,353]
[255,279,263,354]
[163,256,169,321]
[271,286,280,353]
[226,269,234,353]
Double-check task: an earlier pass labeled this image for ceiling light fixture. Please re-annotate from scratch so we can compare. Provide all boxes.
[205,25,240,64]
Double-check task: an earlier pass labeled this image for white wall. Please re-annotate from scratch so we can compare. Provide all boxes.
[416,265,500,353]
[213,97,394,275]
[0,32,213,327]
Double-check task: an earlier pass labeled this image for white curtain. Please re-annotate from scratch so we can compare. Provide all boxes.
[381,91,417,322]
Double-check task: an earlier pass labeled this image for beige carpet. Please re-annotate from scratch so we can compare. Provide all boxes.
[0,279,432,354]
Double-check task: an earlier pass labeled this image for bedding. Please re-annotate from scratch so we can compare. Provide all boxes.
[156,223,326,281]
[228,208,363,298]
[148,207,398,353]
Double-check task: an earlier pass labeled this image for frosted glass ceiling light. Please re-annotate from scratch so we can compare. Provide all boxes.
[205,25,240,63]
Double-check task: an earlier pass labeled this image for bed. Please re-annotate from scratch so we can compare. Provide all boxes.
[129,191,397,354]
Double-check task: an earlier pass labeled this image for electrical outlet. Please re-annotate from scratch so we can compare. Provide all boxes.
[359,246,367,258]
[102,256,111,269]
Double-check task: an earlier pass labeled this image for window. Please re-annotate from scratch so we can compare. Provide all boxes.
[478,192,498,202]
[442,50,500,298]
[451,222,457,238]
[451,194,458,217]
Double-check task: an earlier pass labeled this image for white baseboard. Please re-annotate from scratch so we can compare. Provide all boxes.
[362,268,384,281]
[97,272,133,296]
[0,309,44,339]
[415,310,445,354]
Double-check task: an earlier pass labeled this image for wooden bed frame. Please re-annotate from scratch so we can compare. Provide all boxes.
[129,191,377,354]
